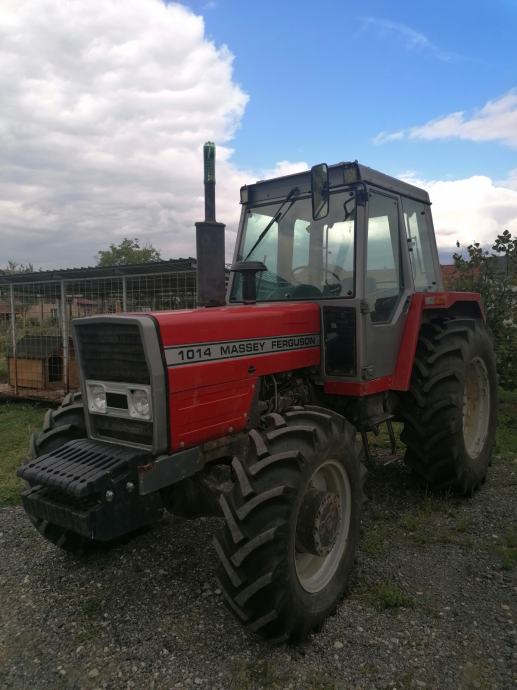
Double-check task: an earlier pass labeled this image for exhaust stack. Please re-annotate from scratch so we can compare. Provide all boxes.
[195,142,226,307]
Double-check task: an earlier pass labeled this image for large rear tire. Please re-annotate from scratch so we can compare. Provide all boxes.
[399,317,497,495]
[214,405,364,642]
[25,393,110,554]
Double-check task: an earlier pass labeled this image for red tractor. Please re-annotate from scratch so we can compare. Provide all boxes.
[20,144,497,642]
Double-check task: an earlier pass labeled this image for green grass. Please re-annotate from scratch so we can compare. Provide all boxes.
[79,595,104,620]
[401,493,460,545]
[0,402,45,505]
[496,528,517,571]
[495,388,517,460]
[228,661,343,690]
[228,659,289,690]
[361,524,390,555]
[0,356,7,383]
[360,580,415,611]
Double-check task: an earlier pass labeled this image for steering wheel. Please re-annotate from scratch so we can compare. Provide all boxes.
[291,265,341,285]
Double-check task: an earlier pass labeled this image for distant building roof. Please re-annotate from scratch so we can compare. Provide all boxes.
[441,265,459,280]
[7,335,63,359]
[0,258,197,285]
[441,256,514,286]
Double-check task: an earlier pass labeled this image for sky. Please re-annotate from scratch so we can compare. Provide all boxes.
[1,0,517,269]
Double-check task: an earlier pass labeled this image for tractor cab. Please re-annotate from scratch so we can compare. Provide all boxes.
[230,161,443,381]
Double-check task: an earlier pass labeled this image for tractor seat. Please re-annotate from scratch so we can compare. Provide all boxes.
[291,284,322,299]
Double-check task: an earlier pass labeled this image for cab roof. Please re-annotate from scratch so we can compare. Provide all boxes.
[241,161,430,206]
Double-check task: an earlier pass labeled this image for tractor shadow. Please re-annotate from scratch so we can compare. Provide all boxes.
[31,434,473,657]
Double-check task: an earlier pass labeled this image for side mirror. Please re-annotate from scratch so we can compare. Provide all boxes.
[311,163,329,220]
[230,261,267,303]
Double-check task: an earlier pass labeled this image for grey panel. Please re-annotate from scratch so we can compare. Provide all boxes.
[241,161,430,206]
[72,314,168,455]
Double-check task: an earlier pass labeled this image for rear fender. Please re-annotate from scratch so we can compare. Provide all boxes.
[391,291,482,391]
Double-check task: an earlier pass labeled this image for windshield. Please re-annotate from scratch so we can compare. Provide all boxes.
[230,191,356,302]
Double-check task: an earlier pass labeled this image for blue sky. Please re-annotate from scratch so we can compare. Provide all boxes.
[185,0,517,181]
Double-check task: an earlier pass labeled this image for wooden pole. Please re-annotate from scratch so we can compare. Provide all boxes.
[60,280,69,393]
[9,284,18,396]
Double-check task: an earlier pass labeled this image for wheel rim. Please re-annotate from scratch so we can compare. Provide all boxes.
[462,356,490,459]
[294,459,352,594]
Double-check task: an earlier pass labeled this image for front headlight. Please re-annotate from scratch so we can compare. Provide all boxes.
[88,384,107,414]
[129,388,152,420]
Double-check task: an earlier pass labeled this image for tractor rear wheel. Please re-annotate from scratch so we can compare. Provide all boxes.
[214,405,364,642]
[25,392,109,554]
[400,317,497,495]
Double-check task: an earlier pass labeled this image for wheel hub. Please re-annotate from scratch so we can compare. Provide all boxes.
[462,356,490,459]
[296,488,342,556]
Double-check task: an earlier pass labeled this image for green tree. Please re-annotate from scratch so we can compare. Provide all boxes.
[447,230,517,389]
[3,260,34,274]
[96,238,162,267]
[2,262,37,326]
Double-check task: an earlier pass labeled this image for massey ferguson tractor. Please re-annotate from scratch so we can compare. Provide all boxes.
[19,144,497,642]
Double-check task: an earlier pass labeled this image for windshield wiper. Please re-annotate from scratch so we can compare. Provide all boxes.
[243,186,299,261]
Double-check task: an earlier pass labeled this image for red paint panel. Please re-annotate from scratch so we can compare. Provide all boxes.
[155,294,483,448]
[153,302,321,347]
[168,348,319,393]
[391,293,425,391]
[324,376,393,397]
[391,291,482,391]
[153,302,322,451]
[167,348,320,450]
[421,291,481,311]
[170,379,255,450]
[324,291,482,396]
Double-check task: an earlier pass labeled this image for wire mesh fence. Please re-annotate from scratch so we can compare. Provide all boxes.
[0,268,197,401]
[1,265,514,401]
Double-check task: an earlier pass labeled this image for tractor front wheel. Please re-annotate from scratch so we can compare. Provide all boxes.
[214,405,364,642]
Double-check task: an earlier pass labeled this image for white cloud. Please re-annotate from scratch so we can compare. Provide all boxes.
[259,160,308,180]
[359,17,458,62]
[0,0,304,269]
[400,173,517,261]
[375,89,517,148]
[372,130,404,145]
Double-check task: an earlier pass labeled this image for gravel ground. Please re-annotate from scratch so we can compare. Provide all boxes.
[1,451,516,690]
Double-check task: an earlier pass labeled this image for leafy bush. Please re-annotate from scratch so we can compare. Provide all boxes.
[446,230,517,389]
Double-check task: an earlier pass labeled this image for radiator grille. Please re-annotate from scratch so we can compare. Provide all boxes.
[75,323,150,384]
[91,415,153,446]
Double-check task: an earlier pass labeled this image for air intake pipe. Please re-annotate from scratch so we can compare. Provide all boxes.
[195,142,226,307]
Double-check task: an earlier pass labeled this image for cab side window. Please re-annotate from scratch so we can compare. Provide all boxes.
[366,192,403,323]
[402,198,438,291]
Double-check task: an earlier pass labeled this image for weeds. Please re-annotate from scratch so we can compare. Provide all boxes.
[496,528,517,571]
[360,581,414,611]
[361,524,390,555]
[495,388,517,460]
[0,401,45,505]
[304,672,344,690]
[80,596,104,621]
[228,659,289,690]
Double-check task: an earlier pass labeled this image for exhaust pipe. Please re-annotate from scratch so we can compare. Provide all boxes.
[195,142,226,307]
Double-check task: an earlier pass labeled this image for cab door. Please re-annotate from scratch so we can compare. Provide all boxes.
[360,189,412,380]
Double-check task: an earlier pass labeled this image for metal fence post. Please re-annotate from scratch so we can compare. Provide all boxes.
[61,280,69,393]
[9,284,17,396]
[122,275,127,312]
